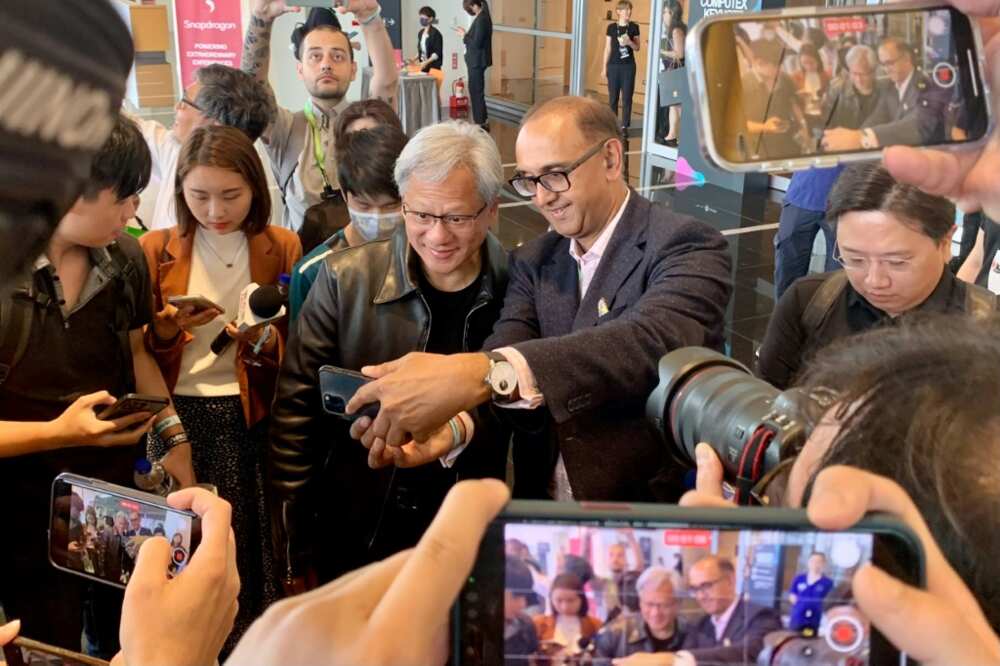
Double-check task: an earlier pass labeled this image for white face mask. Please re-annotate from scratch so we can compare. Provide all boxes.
[349,207,403,241]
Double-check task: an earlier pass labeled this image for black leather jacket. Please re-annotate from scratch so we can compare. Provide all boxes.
[269,226,509,582]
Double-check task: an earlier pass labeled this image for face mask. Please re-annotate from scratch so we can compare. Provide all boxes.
[420,16,430,26]
[349,208,403,241]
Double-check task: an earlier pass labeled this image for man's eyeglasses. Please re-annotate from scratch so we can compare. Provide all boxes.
[689,577,725,596]
[508,140,609,198]
[832,247,916,274]
[181,97,202,111]
[402,201,488,228]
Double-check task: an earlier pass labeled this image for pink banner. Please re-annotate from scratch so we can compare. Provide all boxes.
[174,0,243,90]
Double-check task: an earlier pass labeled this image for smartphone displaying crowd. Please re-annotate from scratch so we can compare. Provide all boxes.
[690,4,992,170]
[49,474,201,589]
[456,505,922,665]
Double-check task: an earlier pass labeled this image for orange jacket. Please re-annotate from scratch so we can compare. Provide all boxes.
[532,614,603,643]
[140,226,302,427]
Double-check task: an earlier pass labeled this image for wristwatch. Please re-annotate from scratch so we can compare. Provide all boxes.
[484,351,519,401]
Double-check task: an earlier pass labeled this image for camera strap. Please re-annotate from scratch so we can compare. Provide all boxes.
[734,425,775,505]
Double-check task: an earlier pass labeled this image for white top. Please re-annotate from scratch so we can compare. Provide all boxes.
[420,30,430,60]
[553,615,583,652]
[135,117,182,230]
[174,231,250,397]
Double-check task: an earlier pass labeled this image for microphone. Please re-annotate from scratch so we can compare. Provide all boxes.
[209,283,287,356]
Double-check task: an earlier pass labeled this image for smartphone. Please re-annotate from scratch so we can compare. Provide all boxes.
[168,294,224,315]
[318,365,380,420]
[49,473,202,589]
[686,1,993,172]
[96,393,170,421]
[454,501,924,665]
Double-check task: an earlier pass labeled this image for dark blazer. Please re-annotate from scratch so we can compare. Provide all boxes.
[682,599,783,663]
[418,25,444,71]
[484,190,732,501]
[863,70,948,146]
[464,6,493,69]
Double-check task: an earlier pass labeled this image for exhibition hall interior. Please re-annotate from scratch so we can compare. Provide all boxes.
[2,0,998,664]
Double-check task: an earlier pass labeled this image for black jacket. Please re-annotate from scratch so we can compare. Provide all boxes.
[484,190,732,502]
[464,7,493,69]
[269,226,509,581]
[418,25,444,71]
[682,599,783,663]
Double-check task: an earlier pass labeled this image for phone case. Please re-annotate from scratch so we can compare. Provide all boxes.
[318,365,380,420]
[97,394,170,420]
[684,0,995,173]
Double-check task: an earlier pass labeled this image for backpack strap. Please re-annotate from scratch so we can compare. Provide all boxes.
[801,271,849,333]
[0,288,35,387]
[965,282,998,320]
[276,111,309,206]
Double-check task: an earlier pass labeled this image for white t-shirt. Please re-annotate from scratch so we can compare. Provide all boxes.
[174,230,250,397]
[135,117,182,231]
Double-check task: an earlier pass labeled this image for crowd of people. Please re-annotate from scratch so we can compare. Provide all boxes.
[2,0,1000,665]
[737,15,955,160]
[502,528,867,665]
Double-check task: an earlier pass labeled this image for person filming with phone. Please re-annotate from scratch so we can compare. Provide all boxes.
[0,113,193,658]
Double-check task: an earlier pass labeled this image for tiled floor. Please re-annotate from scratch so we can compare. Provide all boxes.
[485,118,781,369]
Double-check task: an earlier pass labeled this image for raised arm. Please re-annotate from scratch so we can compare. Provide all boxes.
[339,0,400,110]
[242,0,298,88]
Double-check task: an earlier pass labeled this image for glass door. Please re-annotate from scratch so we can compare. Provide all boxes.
[486,0,579,118]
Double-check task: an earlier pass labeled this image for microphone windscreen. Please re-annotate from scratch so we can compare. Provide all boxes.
[248,284,284,318]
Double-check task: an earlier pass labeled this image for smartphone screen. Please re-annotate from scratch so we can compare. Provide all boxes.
[50,474,201,589]
[696,5,990,169]
[455,503,922,665]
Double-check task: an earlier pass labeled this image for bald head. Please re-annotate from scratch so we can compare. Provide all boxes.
[522,95,621,145]
[689,556,737,616]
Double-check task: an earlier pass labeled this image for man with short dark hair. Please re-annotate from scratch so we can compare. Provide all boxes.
[0,114,191,656]
[505,556,541,664]
[242,0,398,232]
[289,124,408,319]
[346,95,732,503]
[133,64,276,230]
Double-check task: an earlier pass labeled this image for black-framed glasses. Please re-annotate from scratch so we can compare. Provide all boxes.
[401,201,488,228]
[508,140,609,198]
[181,97,202,111]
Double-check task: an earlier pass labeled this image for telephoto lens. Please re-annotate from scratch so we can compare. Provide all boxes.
[646,347,822,505]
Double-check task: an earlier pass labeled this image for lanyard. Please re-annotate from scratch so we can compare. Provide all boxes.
[303,100,334,192]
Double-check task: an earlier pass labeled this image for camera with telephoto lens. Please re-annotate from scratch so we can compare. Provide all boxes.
[646,347,829,505]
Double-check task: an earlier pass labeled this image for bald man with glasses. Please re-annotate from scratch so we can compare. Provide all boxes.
[347,95,732,504]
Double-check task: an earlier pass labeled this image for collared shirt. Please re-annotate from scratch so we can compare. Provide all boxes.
[265,99,349,232]
[711,597,740,642]
[896,70,915,103]
[568,190,631,298]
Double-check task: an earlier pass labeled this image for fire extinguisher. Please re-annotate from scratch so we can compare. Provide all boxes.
[449,77,470,119]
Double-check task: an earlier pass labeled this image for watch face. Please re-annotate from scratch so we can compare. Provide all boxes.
[489,362,518,396]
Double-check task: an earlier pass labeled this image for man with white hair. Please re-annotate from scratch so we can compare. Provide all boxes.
[269,120,510,592]
[594,566,686,661]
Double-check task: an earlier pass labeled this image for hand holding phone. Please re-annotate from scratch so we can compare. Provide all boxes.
[168,295,225,316]
[319,366,379,421]
[51,391,154,448]
[118,487,239,666]
[225,479,510,665]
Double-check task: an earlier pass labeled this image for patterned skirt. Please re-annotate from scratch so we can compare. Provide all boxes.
[149,394,278,656]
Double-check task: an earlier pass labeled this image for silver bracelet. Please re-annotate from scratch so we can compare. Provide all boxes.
[153,414,182,436]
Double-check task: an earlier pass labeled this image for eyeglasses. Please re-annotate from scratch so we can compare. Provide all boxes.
[832,247,916,274]
[508,140,609,198]
[402,201,488,228]
[689,577,725,596]
[879,55,905,69]
[181,97,202,111]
